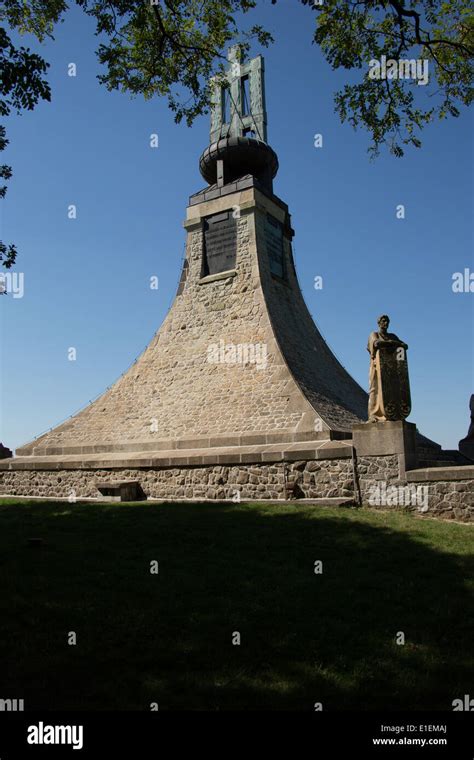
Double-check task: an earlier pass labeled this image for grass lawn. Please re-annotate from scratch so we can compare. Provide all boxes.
[0,499,472,711]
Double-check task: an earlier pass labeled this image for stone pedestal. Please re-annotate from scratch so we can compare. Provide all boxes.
[352,420,418,478]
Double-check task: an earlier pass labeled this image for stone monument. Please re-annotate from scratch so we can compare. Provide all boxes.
[0,47,471,515]
[459,395,474,461]
[0,46,369,497]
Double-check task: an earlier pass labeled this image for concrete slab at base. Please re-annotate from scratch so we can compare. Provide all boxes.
[352,420,418,477]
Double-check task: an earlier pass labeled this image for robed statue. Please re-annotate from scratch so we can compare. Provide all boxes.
[367,315,411,422]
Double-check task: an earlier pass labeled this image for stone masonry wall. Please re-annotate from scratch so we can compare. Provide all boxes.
[0,459,353,501]
[411,480,474,521]
[357,455,473,521]
[1,455,472,521]
[358,454,401,493]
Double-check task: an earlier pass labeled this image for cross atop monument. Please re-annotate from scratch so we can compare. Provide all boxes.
[200,46,277,191]
[210,44,267,144]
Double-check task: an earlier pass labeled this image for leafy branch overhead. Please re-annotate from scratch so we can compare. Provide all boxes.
[3,1,473,148]
[0,0,472,266]
[77,0,273,127]
[301,0,473,157]
[0,23,54,267]
[68,0,474,154]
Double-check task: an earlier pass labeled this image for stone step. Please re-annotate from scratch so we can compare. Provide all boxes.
[279,497,356,507]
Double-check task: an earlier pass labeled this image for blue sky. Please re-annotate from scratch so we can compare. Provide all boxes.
[1,0,472,452]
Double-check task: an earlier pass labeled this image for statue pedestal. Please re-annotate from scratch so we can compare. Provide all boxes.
[352,420,418,478]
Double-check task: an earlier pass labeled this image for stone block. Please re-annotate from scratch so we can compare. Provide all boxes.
[353,420,418,477]
[95,480,144,502]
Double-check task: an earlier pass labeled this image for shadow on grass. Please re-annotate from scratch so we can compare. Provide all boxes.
[0,500,472,710]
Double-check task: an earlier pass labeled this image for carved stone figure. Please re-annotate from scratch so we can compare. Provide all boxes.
[367,315,411,422]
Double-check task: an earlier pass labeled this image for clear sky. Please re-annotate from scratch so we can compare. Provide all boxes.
[1,0,473,452]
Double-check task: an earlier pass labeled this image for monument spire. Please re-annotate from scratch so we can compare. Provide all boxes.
[200,45,278,192]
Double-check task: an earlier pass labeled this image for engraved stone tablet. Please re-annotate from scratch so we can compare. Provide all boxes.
[266,214,285,278]
[203,211,237,276]
[375,347,411,421]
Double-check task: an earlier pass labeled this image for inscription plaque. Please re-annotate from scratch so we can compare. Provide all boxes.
[203,211,237,276]
[266,214,285,278]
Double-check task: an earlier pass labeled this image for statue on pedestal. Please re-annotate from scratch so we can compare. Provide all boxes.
[367,315,411,422]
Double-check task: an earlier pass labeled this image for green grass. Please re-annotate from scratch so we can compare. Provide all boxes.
[0,499,472,711]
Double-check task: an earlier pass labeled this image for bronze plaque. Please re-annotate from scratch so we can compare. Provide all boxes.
[266,214,285,278]
[203,211,237,276]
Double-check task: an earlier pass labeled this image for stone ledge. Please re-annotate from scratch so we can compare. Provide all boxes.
[182,217,202,230]
[16,428,352,458]
[0,439,353,471]
[188,174,257,206]
[406,465,474,482]
[285,497,355,507]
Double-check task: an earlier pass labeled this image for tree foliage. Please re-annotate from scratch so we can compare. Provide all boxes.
[0,0,472,266]
[0,14,58,268]
[302,0,473,157]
